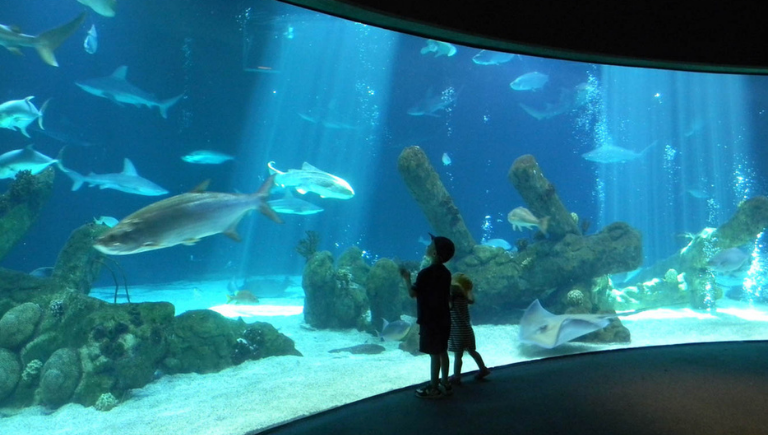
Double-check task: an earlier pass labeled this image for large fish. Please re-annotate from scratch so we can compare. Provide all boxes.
[507,206,549,236]
[78,0,117,18]
[0,145,58,179]
[510,72,549,91]
[57,157,168,196]
[407,87,459,117]
[0,97,49,137]
[472,50,517,65]
[267,161,354,200]
[76,66,184,118]
[0,13,86,67]
[93,176,283,255]
[582,141,656,164]
[267,190,324,215]
[420,39,456,57]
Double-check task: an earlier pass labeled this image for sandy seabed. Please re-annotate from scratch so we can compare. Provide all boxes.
[2,277,768,435]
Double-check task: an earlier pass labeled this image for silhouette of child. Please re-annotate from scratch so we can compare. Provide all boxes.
[448,273,490,384]
[400,234,455,399]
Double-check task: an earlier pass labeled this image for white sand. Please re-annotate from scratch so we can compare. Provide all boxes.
[2,278,768,435]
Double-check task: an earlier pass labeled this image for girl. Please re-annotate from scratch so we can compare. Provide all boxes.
[448,273,491,384]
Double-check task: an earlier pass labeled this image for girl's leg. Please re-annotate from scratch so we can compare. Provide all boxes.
[453,349,464,377]
[468,349,487,370]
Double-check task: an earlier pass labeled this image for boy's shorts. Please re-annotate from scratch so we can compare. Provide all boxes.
[419,324,450,355]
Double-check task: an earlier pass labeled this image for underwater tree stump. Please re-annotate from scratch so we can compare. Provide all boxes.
[0,168,55,263]
[397,146,476,259]
[52,223,111,295]
[508,154,581,240]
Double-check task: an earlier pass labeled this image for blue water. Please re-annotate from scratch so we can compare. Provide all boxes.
[1,0,766,291]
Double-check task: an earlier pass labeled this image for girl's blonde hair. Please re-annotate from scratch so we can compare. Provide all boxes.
[452,273,473,292]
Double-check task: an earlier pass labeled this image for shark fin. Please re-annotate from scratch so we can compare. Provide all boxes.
[267,161,284,175]
[71,179,84,191]
[182,238,200,246]
[158,93,184,119]
[254,175,283,224]
[5,47,23,56]
[111,66,128,80]
[300,162,322,172]
[34,12,86,67]
[122,159,138,175]
[190,180,210,193]
[223,229,242,242]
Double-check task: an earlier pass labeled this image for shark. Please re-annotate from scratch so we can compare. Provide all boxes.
[93,177,283,255]
[0,145,59,179]
[0,96,50,138]
[267,190,324,215]
[0,13,86,67]
[78,0,117,18]
[582,140,657,164]
[75,66,184,118]
[420,39,456,57]
[57,156,168,196]
[268,161,354,200]
[407,87,459,116]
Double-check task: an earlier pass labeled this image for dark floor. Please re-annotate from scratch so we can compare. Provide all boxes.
[251,341,768,435]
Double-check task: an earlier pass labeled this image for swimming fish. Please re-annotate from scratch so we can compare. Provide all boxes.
[379,318,412,341]
[507,207,549,236]
[582,141,656,164]
[267,161,354,200]
[510,72,549,91]
[481,238,513,250]
[78,0,117,17]
[420,39,456,57]
[94,216,119,227]
[0,96,49,138]
[441,152,452,166]
[707,248,750,273]
[181,150,234,165]
[83,24,97,54]
[0,145,58,179]
[472,50,517,65]
[0,13,86,67]
[226,279,259,304]
[93,176,283,255]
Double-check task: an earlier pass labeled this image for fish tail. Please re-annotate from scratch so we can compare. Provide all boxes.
[38,98,51,130]
[226,294,233,304]
[158,93,184,119]
[255,175,283,224]
[539,216,550,237]
[34,12,86,67]
[267,161,284,176]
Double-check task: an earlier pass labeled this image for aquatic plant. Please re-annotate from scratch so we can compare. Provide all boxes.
[296,230,320,261]
[94,393,119,411]
[21,359,43,383]
[49,300,64,319]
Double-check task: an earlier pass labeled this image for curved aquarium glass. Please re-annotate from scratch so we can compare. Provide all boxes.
[1,1,766,433]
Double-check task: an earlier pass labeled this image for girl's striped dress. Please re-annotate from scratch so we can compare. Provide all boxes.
[448,292,476,352]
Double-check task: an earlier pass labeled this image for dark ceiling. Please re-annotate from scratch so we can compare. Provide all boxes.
[279,0,768,75]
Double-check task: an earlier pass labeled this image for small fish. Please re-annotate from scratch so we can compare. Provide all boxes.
[510,72,549,91]
[84,24,97,54]
[329,344,386,354]
[29,266,54,278]
[419,39,456,57]
[708,248,750,274]
[181,150,234,165]
[226,290,259,305]
[379,318,412,341]
[507,206,549,236]
[441,152,452,166]
[0,145,58,179]
[472,50,516,65]
[481,238,513,250]
[94,216,119,227]
[0,96,49,137]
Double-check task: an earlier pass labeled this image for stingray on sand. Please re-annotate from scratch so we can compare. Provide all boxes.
[518,299,619,349]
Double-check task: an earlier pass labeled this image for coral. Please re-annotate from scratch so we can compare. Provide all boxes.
[49,300,65,319]
[302,251,369,329]
[0,349,21,402]
[40,348,81,407]
[365,258,405,333]
[94,393,119,411]
[296,230,320,261]
[566,289,585,307]
[0,302,43,349]
[337,246,371,285]
[21,359,43,383]
[664,269,679,284]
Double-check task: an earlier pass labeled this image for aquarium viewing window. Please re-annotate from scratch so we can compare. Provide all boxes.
[0,1,766,434]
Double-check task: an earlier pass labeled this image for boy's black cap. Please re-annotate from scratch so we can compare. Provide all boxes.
[429,233,455,262]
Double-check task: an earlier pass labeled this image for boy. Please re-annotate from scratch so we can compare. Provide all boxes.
[400,233,455,399]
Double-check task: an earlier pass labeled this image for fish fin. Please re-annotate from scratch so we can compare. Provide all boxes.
[111,66,128,80]
[539,216,550,237]
[255,174,275,198]
[182,238,200,245]
[122,158,138,175]
[6,47,23,56]
[226,294,233,304]
[191,180,210,193]
[158,93,184,119]
[301,162,321,172]
[224,230,241,242]
[20,126,31,138]
[38,98,51,130]
[255,176,283,224]
[296,188,308,195]
[34,12,86,67]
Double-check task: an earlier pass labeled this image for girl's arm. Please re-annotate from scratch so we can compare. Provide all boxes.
[466,290,475,304]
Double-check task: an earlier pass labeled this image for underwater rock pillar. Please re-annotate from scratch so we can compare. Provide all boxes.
[508,154,581,240]
[0,169,55,263]
[710,196,768,249]
[52,223,111,295]
[397,146,476,259]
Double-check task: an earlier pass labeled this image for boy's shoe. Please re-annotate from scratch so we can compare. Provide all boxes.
[440,380,453,396]
[415,383,443,399]
[475,368,491,380]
